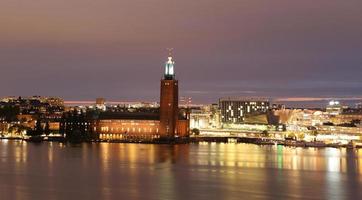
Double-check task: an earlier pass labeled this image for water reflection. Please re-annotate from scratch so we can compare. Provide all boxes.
[0,141,361,200]
[212,144,360,174]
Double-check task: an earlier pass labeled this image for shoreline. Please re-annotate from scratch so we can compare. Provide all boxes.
[0,136,361,149]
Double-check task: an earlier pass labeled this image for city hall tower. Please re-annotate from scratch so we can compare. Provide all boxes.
[159,52,179,137]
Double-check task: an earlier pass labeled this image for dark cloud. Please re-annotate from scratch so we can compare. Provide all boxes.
[0,0,361,105]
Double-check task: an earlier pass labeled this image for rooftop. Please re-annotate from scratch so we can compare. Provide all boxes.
[219,97,269,102]
[98,112,160,120]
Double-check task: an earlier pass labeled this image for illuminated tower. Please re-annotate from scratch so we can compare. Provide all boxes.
[159,51,179,137]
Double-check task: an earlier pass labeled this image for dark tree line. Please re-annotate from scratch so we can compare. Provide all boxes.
[60,110,97,142]
[27,119,51,136]
[0,105,20,122]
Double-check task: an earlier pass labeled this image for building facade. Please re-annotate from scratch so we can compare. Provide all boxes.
[326,100,343,115]
[160,55,179,137]
[219,97,269,124]
[190,104,221,129]
[92,54,189,140]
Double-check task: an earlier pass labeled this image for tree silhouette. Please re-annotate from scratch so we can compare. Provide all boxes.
[191,128,200,136]
[44,121,50,136]
[34,119,43,136]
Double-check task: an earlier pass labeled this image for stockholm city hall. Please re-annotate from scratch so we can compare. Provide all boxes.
[160,54,180,137]
[94,53,190,141]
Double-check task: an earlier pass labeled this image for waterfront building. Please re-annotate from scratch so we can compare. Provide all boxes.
[272,109,329,127]
[0,96,65,136]
[329,113,362,125]
[0,96,64,117]
[159,55,179,137]
[95,98,106,111]
[90,54,190,140]
[317,125,362,135]
[190,104,221,129]
[326,100,343,115]
[219,97,269,124]
[356,102,362,109]
[60,110,96,140]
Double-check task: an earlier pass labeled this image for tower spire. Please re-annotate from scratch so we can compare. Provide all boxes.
[164,48,175,80]
[167,48,173,57]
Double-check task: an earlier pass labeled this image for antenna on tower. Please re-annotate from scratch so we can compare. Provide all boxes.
[166,48,174,57]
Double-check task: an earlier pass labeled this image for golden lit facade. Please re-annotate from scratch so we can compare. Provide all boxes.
[96,119,190,140]
[97,119,161,140]
[95,54,189,140]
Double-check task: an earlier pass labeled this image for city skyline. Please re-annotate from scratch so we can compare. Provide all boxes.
[1,0,362,106]
[1,1,362,199]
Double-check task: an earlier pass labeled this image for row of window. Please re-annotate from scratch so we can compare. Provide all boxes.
[99,126,159,133]
[99,134,161,140]
[99,120,158,125]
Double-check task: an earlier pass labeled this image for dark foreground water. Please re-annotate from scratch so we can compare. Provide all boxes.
[0,140,362,200]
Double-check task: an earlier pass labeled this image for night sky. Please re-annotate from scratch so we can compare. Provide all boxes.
[1,0,362,106]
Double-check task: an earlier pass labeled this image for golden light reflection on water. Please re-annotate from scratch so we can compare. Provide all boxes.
[1,140,362,175]
[0,140,362,199]
[47,142,53,164]
[357,149,362,173]
[15,140,27,164]
[189,143,362,174]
